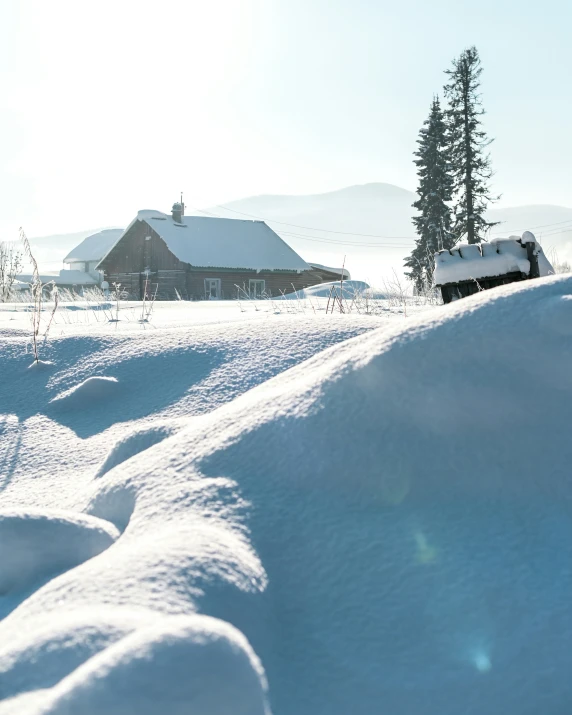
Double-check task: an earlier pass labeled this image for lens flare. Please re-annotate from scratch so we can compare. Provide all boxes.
[472,650,492,673]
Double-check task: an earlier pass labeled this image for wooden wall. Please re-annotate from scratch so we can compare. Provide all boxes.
[104,270,186,300]
[99,218,331,300]
[99,220,184,276]
[440,272,527,304]
[186,269,328,300]
[99,220,188,299]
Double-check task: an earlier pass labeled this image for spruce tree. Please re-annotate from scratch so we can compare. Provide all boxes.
[444,46,497,244]
[405,96,454,291]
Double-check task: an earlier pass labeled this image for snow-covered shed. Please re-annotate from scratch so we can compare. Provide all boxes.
[308,263,351,281]
[97,203,335,300]
[434,232,553,303]
[64,229,124,277]
[15,230,124,293]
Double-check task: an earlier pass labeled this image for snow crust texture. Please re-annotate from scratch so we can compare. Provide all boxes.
[0,509,118,596]
[49,376,120,412]
[21,616,270,715]
[2,279,572,714]
[0,308,384,715]
[94,424,175,478]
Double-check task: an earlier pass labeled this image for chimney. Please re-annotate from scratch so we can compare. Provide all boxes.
[171,201,183,223]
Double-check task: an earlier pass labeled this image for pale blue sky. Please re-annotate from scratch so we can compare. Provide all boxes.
[1,0,571,236]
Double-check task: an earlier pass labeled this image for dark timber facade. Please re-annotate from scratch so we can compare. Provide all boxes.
[98,217,332,300]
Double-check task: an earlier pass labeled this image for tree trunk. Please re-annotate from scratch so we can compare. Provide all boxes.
[462,68,475,244]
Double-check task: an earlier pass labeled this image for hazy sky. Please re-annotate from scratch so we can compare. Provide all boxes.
[1,0,571,237]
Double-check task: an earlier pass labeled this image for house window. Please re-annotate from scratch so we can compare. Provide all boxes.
[204,278,221,299]
[249,279,265,298]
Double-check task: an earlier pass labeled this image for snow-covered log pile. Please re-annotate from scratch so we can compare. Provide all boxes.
[434,231,553,286]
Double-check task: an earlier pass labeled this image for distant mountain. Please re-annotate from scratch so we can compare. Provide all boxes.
[23,184,572,282]
[205,183,572,281]
[201,183,419,283]
[206,182,417,240]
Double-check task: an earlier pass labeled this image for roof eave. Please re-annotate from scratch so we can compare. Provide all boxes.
[188,265,310,273]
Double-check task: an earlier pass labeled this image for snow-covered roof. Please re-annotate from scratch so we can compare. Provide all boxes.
[309,263,351,279]
[434,234,553,285]
[64,229,124,263]
[99,211,311,272]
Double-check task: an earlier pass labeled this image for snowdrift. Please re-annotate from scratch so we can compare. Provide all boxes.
[0,509,118,596]
[30,616,270,715]
[94,424,175,478]
[49,376,121,410]
[2,276,572,714]
[281,279,370,299]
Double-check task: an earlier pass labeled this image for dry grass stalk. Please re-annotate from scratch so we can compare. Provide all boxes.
[0,241,23,302]
[20,228,43,363]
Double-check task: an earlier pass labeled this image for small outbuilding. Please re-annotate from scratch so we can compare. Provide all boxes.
[96,203,337,300]
[16,228,124,294]
[308,263,351,282]
[434,232,554,304]
[63,229,124,279]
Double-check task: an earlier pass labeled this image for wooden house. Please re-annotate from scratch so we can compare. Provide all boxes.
[96,203,338,300]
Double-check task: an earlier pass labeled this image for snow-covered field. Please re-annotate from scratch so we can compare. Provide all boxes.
[1,278,572,714]
[0,299,409,510]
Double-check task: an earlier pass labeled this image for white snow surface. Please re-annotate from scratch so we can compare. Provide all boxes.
[434,234,554,285]
[21,616,270,715]
[0,509,118,595]
[49,376,120,410]
[2,279,572,714]
[99,211,311,272]
[63,229,124,264]
[282,279,369,299]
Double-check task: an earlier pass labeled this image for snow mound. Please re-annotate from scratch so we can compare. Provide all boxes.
[28,616,269,715]
[434,233,553,284]
[27,360,54,371]
[49,376,119,410]
[0,609,152,700]
[95,424,176,478]
[0,509,119,595]
[282,279,369,299]
[97,274,571,714]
